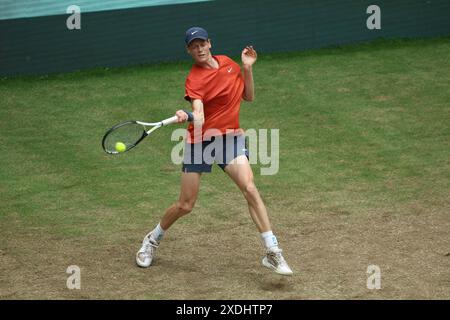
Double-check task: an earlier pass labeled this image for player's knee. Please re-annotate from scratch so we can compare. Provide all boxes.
[177,201,195,215]
[243,182,258,199]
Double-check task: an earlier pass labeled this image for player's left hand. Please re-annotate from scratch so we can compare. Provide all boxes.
[241,46,257,68]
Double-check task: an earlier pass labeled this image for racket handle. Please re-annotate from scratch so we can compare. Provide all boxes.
[161,115,179,126]
[161,110,194,126]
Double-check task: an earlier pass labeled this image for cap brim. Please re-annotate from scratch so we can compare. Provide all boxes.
[187,36,208,45]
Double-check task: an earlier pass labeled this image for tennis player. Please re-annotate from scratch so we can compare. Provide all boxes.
[136,27,293,275]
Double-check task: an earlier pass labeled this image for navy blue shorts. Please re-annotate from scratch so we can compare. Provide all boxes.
[182,134,249,173]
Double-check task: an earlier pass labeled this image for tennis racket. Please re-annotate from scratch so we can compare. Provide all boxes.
[102,110,193,155]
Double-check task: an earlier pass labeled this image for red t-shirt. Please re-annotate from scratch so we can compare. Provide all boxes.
[184,55,244,143]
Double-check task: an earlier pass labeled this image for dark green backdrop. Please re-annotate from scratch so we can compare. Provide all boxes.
[1,0,449,76]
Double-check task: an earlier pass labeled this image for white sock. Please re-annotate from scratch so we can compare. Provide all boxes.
[150,223,165,242]
[260,230,280,251]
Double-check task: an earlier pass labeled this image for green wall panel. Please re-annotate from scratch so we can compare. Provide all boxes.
[1,0,449,76]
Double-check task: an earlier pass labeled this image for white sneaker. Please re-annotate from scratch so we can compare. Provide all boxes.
[136,232,159,268]
[262,248,293,276]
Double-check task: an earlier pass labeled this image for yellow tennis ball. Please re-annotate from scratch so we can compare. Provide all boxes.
[115,142,126,153]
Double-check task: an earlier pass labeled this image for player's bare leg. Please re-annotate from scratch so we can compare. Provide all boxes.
[225,155,293,275]
[160,172,201,230]
[224,156,271,232]
[136,172,201,267]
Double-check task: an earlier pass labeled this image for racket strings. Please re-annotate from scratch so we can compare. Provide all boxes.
[103,123,146,153]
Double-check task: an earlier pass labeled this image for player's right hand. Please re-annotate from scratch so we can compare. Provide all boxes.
[175,110,189,123]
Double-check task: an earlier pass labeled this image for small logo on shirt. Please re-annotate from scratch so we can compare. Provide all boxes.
[227,67,233,73]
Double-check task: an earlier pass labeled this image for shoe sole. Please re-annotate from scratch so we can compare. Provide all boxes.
[262,257,293,276]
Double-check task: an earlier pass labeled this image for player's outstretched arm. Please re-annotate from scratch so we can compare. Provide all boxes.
[242,46,257,102]
[191,99,205,126]
[175,99,204,125]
